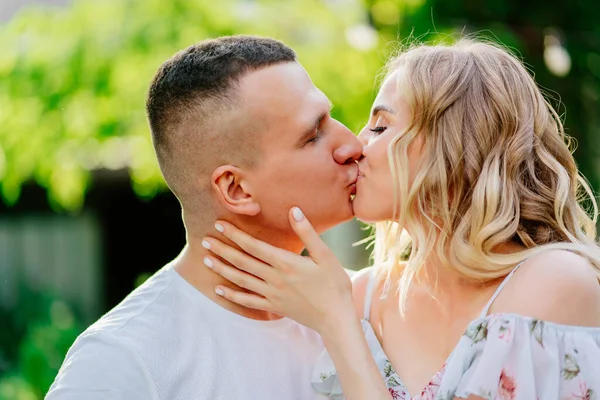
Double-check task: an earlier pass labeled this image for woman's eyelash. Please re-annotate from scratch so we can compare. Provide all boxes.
[369,126,387,134]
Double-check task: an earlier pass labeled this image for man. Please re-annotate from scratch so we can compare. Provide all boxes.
[46,35,362,399]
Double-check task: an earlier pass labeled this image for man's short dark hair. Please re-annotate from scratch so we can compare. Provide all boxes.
[145,35,296,212]
[147,35,296,149]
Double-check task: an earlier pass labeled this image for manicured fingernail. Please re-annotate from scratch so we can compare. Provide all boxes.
[203,257,213,268]
[202,240,211,249]
[215,287,225,296]
[215,223,225,233]
[292,207,304,221]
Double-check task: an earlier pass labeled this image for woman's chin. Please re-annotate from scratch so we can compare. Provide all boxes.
[351,198,376,223]
[351,195,391,224]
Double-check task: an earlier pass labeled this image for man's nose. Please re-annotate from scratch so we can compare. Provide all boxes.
[357,131,369,147]
[333,131,364,165]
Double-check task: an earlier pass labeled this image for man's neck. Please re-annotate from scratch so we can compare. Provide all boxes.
[173,225,303,321]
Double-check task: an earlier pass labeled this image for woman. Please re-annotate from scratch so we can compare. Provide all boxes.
[201,39,600,399]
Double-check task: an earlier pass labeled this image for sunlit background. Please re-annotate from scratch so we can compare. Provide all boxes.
[0,0,599,398]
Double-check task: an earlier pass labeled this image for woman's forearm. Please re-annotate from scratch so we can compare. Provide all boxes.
[319,308,391,400]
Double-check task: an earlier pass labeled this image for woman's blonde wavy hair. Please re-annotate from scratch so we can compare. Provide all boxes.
[372,38,600,310]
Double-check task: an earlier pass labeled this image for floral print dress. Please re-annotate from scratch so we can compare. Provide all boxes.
[311,265,600,400]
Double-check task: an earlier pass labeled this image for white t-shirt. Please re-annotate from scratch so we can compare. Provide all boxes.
[46,264,328,400]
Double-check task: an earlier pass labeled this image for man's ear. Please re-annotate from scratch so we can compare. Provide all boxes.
[211,165,261,216]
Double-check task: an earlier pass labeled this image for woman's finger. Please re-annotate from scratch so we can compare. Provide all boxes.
[215,285,273,312]
[213,221,286,266]
[203,237,276,281]
[288,207,334,264]
[204,255,269,295]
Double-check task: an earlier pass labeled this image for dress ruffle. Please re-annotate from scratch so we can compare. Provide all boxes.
[439,313,600,400]
[312,314,600,400]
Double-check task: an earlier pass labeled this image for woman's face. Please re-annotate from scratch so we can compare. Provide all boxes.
[353,69,423,223]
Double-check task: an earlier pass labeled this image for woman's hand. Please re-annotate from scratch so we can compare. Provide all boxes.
[203,207,392,399]
[202,206,355,335]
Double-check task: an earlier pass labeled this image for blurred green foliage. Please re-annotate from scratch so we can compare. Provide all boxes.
[0,286,82,399]
[0,0,383,211]
[1,0,599,211]
[3,0,599,213]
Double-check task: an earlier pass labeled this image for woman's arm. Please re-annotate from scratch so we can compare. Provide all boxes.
[319,306,391,400]
[203,207,391,400]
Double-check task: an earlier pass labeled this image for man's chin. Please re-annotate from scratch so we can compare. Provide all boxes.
[314,209,354,235]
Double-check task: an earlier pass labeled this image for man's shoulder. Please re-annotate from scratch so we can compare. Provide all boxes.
[47,329,157,399]
[47,265,185,399]
[83,263,236,356]
[91,265,179,334]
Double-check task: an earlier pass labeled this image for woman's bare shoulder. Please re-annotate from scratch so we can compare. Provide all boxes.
[493,250,600,326]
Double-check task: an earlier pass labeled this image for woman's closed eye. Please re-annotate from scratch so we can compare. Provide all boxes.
[368,115,389,136]
[369,126,387,135]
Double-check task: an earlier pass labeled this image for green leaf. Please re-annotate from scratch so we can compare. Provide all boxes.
[530,320,545,348]
[386,376,401,387]
[561,353,581,380]
[383,360,395,377]
[465,320,488,344]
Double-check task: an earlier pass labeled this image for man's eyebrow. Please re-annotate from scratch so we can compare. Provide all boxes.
[371,105,395,117]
